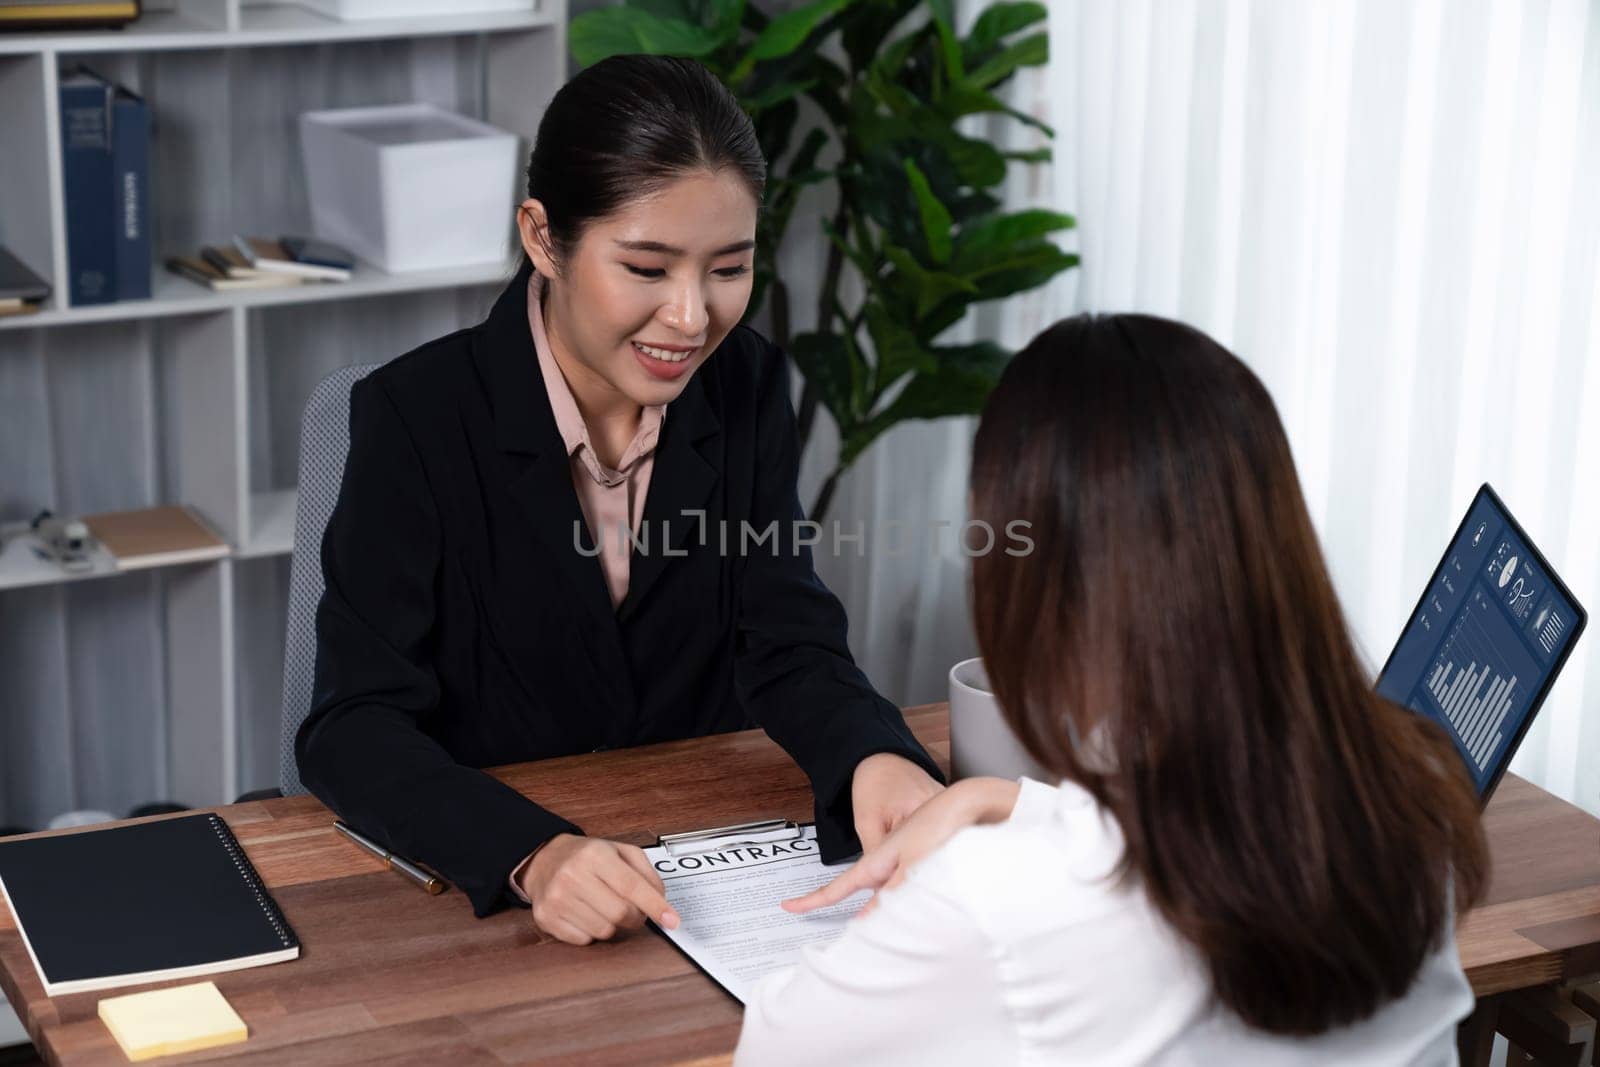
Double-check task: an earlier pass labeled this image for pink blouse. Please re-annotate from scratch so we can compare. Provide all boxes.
[527,271,666,610]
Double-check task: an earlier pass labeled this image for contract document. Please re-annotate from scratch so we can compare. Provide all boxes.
[643,824,870,1003]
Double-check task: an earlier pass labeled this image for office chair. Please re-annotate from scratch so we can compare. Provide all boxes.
[238,362,379,803]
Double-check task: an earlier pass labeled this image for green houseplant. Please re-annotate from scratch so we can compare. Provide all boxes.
[572,0,1076,520]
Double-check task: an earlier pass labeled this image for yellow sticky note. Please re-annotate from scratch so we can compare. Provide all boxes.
[97,981,247,1062]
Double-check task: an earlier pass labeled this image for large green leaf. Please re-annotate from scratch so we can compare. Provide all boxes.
[745,77,817,110]
[931,126,1008,187]
[841,323,870,415]
[911,297,970,342]
[869,32,920,82]
[789,331,858,425]
[932,13,964,81]
[864,68,922,116]
[887,109,1008,190]
[840,341,1011,465]
[740,0,851,69]
[882,341,1010,420]
[967,30,1048,89]
[863,147,973,255]
[1004,146,1053,163]
[865,300,935,391]
[903,159,953,264]
[841,0,921,73]
[822,217,885,296]
[570,7,724,65]
[800,53,852,126]
[630,0,695,20]
[949,188,1002,218]
[743,21,847,112]
[937,83,1054,135]
[963,1,1047,61]
[837,425,887,469]
[847,102,914,155]
[952,209,1075,274]
[703,0,746,40]
[852,155,925,254]
[883,244,978,318]
[967,245,1080,302]
[916,245,1077,337]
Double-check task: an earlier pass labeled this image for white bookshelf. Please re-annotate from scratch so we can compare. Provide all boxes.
[0,255,520,330]
[0,0,566,816]
[0,6,558,55]
[0,520,124,591]
[239,485,299,558]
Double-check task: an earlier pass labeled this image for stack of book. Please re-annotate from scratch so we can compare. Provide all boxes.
[0,0,140,30]
[165,236,355,292]
[59,68,150,306]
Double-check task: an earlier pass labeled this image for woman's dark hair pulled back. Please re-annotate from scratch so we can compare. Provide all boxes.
[523,54,766,270]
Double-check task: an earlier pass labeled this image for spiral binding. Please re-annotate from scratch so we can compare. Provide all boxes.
[208,814,297,950]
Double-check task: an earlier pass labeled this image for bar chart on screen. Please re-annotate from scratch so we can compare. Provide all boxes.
[1533,598,1569,656]
[1424,586,1538,777]
[1378,486,1587,798]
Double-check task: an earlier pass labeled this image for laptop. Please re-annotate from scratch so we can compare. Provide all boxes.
[1377,484,1587,800]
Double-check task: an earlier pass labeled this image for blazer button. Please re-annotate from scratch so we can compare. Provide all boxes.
[592,744,609,753]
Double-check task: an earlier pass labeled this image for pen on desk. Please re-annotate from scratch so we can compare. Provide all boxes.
[334,820,449,895]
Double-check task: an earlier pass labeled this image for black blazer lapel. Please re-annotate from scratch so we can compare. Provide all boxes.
[618,357,722,623]
[471,263,618,640]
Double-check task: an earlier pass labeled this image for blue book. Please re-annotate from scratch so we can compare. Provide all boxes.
[111,87,151,301]
[59,69,117,306]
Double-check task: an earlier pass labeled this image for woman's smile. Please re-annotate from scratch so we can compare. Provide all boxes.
[632,339,699,380]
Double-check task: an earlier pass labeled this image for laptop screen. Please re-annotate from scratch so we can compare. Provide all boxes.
[1376,485,1587,797]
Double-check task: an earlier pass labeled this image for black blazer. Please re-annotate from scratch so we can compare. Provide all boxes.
[296,262,942,917]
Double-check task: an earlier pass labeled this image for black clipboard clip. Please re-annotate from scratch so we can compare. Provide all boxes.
[655,818,804,857]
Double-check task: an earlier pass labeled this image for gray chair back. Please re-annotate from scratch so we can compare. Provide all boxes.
[279,363,380,796]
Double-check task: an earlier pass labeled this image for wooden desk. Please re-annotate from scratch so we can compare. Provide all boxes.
[4,704,1600,1065]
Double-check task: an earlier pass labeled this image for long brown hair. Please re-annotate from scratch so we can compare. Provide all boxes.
[969,314,1487,1035]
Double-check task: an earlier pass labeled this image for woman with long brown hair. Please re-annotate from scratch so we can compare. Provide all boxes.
[736,314,1487,1064]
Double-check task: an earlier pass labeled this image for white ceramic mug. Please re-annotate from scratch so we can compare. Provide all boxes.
[47,810,116,830]
[948,657,1051,782]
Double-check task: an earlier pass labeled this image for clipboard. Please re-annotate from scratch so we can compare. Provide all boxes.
[654,817,805,856]
[643,818,858,1005]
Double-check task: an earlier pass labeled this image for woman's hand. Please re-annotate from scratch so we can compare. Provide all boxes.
[849,752,945,852]
[786,776,1021,916]
[518,834,680,945]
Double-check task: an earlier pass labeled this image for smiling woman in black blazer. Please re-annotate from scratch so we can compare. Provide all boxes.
[296,54,944,943]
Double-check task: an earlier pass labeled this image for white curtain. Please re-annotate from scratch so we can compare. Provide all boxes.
[811,0,1600,815]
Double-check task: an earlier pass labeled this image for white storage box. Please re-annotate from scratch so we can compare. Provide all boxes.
[298,0,536,22]
[299,103,519,273]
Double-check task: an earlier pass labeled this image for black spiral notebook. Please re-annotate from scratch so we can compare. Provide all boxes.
[0,813,299,997]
